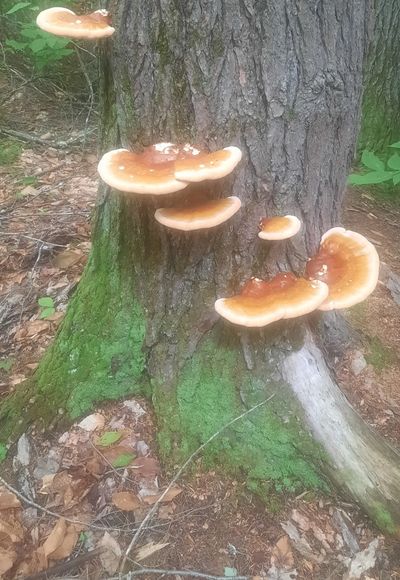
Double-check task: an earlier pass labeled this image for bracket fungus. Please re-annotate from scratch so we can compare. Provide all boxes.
[98,143,242,195]
[154,196,241,231]
[258,215,301,240]
[215,273,329,327]
[305,227,380,311]
[36,7,115,39]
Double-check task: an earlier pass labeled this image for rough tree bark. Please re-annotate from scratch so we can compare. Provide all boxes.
[2,1,400,532]
[359,0,400,150]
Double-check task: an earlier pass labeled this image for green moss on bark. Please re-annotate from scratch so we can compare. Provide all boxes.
[0,198,146,441]
[154,332,328,494]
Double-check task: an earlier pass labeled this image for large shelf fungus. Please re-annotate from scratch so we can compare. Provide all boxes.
[215,273,329,328]
[97,143,242,195]
[258,215,301,240]
[306,227,380,311]
[36,7,115,39]
[154,196,241,231]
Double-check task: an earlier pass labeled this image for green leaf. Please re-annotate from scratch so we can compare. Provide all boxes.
[388,153,400,171]
[38,297,54,307]
[20,25,40,39]
[361,150,385,171]
[389,141,400,149]
[0,359,13,372]
[40,307,55,319]
[348,171,395,185]
[224,568,238,577]
[112,452,135,468]
[97,431,123,447]
[393,173,400,186]
[5,39,27,51]
[0,444,7,463]
[29,38,48,53]
[5,2,31,15]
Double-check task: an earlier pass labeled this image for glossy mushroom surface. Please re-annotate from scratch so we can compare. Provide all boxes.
[36,7,115,39]
[258,215,301,240]
[174,146,242,182]
[305,227,380,311]
[154,196,241,231]
[215,273,329,327]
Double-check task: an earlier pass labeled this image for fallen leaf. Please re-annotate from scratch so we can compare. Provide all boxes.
[0,514,24,543]
[271,535,294,570]
[0,488,21,510]
[345,538,380,580]
[78,413,105,432]
[132,457,160,477]
[54,249,83,269]
[24,320,49,337]
[86,456,106,477]
[99,531,121,574]
[50,524,79,560]
[135,541,169,562]
[0,548,17,576]
[97,431,123,447]
[143,485,183,505]
[42,518,67,558]
[112,491,141,511]
[158,502,176,520]
[101,445,136,467]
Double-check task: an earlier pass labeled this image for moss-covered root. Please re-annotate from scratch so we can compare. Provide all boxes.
[153,332,328,496]
[0,199,146,443]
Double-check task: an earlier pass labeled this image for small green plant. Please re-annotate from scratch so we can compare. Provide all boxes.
[365,336,397,372]
[0,443,7,462]
[348,142,400,187]
[38,296,55,319]
[97,431,123,447]
[0,359,13,372]
[0,140,22,165]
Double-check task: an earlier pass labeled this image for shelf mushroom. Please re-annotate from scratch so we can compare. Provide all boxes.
[154,196,241,231]
[305,227,380,311]
[36,7,115,39]
[98,143,242,195]
[258,215,301,240]
[215,273,329,327]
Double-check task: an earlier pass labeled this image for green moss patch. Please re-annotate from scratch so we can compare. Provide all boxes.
[366,336,397,371]
[154,333,327,494]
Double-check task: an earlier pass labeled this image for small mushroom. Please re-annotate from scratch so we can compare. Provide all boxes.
[36,7,115,39]
[98,143,242,195]
[258,215,301,240]
[305,227,380,311]
[174,146,242,182]
[215,272,329,327]
[154,196,241,231]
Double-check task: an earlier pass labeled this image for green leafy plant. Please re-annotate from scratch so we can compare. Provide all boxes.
[0,140,22,165]
[112,452,135,468]
[4,2,74,70]
[348,142,400,186]
[0,359,13,372]
[97,431,123,447]
[38,296,55,318]
[0,444,7,462]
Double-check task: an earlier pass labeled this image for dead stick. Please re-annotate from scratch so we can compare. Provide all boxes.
[25,547,102,580]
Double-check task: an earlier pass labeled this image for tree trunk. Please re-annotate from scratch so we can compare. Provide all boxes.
[359,0,400,151]
[2,0,400,532]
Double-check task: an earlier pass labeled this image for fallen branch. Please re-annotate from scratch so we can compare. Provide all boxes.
[25,547,102,580]
[119,395,275,573]
[116,568,249,580]
[0,127,94,149]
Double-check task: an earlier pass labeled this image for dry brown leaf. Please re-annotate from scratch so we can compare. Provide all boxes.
[0,488,21,510]
[143,485,183,505]
[0,547,17,575]
[271,535,294,570]
[132,457,160,477]
[42,518,67,558]
[135,541,169,562]
[86,455,105,477]
[24,320,49,337]
[99,531,121,575]
[158,502,176,520]
[49,524,79,560]
[77,413,105,432]
[112,491,141,511]
[39,474,56,494]
[0,514,24,543]
[54,249,83,269]
[101,445,136,465]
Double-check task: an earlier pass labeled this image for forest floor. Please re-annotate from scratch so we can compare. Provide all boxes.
[1,77,400,579]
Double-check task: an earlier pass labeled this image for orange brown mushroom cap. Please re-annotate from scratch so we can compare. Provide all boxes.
[174,146,242,182]
[154,196,241,231]
[214,272,329,327]
[258,215,301,240]
[97,145,190,195]
[305,227,380,311]
[36,7,115,39]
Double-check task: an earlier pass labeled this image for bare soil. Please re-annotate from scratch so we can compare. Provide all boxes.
[1,73,400,579]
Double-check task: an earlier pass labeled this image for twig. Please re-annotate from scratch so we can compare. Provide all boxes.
[25,547,102,580]
[0,233,67,248]
[116,568,249,580]
[73,45,95,150]
[0,128,92,149]
[119,395,275,573]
